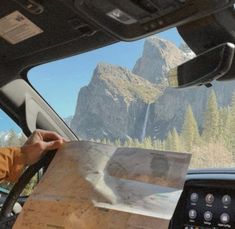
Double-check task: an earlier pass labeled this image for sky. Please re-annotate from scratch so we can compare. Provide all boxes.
[0,111,21,132]
[26,28,184,119]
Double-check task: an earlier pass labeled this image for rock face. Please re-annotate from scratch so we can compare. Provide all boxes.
[150,82,235,139]
[63,116,73,127]
[133,36,187,84]
[71,36,235,141]
[71,63,161,141]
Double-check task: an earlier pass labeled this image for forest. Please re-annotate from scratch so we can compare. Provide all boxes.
[98,90,235,169]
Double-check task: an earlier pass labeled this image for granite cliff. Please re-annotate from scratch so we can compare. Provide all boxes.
[71,62,161,140]
[133,36,188,84]
[71,36,235,141]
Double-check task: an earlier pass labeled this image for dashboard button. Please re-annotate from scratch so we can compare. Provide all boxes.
[222,195,231,206]
[190,193,199,203]
[205,193,214,204]
[220,213,230,224]
[189,209,197,220]
[204,211,213,221]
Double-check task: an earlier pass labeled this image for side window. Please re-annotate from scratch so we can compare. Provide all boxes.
[0,109,26,147]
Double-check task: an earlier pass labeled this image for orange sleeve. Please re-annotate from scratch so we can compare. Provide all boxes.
[0,147,26,183]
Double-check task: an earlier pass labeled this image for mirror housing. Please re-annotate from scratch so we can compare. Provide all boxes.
[168,43,235,88]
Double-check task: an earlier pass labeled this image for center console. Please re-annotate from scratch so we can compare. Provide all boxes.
[170,171,235,229]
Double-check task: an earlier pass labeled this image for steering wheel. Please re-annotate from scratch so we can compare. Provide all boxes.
[0,151,56,228]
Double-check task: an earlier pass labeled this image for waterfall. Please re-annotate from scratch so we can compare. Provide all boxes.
[141,103,150,142]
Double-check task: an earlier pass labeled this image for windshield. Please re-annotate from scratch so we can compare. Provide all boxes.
[28,28,235,169]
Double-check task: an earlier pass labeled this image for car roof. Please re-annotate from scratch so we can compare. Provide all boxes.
[0,0,235,86]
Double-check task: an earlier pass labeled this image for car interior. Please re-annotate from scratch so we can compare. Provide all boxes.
[1,0,235,228]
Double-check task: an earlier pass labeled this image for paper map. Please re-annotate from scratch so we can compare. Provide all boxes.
[13,141,191,229]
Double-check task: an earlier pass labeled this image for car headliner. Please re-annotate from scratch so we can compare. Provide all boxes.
[0,0,118,87]
[0,0,235,87]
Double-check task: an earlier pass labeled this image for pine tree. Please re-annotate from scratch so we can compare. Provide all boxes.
[171,128,181,152]
[6,130,20,146]
[162,140,166,151]
[124,138,133,147]
[218,108,226,138]
[101,138,107,144]
[218,107,230,145]
[114,139,121,147]
[18,132,27,146]
[106,139,112,145]
[0,133,5,147]
[153,139,162,150]
[230,91,235,155]
[181,105,200,151]
[203,90,220,142]
[133,138,140,148]
[224,108,232,149]
[22,175,38,195]
[165,131,173,151]
[142,137,152,149]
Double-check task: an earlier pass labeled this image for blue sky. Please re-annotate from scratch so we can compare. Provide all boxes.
[27,28,183,119]
[0,111,21,132]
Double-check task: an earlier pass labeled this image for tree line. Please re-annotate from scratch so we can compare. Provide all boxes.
[98,90,235,168]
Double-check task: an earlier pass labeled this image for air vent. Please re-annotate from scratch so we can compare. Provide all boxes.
[131,0,159,13]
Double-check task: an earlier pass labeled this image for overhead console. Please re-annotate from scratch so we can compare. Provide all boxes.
[170,172,235,229]
[73,0,235,40]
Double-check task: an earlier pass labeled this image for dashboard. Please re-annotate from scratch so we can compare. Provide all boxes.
[170,170,235,229]
[0,169,235,229]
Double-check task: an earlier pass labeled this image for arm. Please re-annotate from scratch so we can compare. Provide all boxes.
[0,147,25,183]
[0,130,65,183]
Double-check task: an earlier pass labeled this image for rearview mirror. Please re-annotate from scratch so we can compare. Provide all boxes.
[168,43,235,88]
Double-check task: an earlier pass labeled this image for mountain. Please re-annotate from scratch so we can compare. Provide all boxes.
[71,36,235,141]
[63,116,73,127]
[71,63,161,141]
[133,36,188,84]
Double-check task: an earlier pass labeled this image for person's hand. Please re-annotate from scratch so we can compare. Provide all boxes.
[21,129,65,165]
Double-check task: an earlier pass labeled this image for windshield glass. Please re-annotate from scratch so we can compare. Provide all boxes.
[28,28,235,169]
